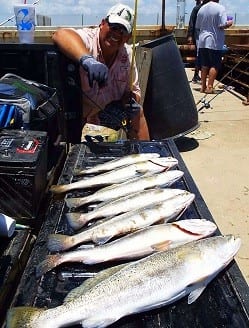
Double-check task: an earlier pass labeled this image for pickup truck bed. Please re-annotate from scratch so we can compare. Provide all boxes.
[5,140,249,328]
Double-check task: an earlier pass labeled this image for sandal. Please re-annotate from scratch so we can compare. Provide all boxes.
[205,87,214,94]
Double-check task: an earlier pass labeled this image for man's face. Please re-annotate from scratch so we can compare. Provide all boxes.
[99,19,131,52]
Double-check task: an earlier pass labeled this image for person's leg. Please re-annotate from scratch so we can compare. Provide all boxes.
[198,48,209,92]
[192,66,201,83]
[201,67,209,92]
[206,67,218,92]
[192,40,201,83]
[206,50,222,93]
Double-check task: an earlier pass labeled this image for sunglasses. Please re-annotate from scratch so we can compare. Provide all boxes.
[106,18,129,35]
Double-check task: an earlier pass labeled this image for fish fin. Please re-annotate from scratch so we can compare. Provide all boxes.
[64,264,127,303]
[7,306,46,327]
[81,316,120,328]
[94,199,113,209]
[73,168,86,176]
[92,234,113,245]
[168,204,188,222]
[152,240,171,251]
[135,168,148,174]
[50,184,67,194]
[66,212,86,230]
[187,284,207,304]
[47,233,73,252]
[137,290,187,312]
[36,254,62,278]
[65,197,87,209]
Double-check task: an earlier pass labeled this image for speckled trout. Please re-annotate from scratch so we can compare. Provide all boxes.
[36,219,217,277]
[7,235,241,328]
[50,157,178,194]
[66,188,186,230]
[65,170,184,209]
[74,153,160,175]
[47,191,195,252]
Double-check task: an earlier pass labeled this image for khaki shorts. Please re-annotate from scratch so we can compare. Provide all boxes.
[81,123,127,142]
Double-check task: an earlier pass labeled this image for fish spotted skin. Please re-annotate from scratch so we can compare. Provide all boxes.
[7,235,241,328]
[65,170,184,209]
[36,219,217,277]
[47,191,195,252]
[66,188,186,230]
[50,157,178,194]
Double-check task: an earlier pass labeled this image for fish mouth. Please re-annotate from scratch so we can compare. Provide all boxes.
[227,235,241,258]
[220,235,241,267]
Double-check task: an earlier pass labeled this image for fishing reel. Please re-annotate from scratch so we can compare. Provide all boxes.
[197,97,212,112]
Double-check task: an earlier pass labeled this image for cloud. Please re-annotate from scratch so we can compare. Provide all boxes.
[1,0,248,25]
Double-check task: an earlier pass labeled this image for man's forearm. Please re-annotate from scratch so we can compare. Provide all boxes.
[129,109,150,141]
[52,28,89,62]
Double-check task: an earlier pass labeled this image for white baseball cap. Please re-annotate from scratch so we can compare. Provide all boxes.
[106,4,134,34]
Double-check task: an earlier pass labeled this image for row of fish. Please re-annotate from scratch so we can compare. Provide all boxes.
[6,153,241,327]
[7,235,241,328]
[47,190,196,252]
[50,154,178,194]
[36,219,217,277]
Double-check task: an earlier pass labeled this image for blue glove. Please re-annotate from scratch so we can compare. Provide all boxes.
[80,55,108,88]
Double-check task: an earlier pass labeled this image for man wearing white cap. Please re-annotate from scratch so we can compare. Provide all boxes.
[52,3,150,141]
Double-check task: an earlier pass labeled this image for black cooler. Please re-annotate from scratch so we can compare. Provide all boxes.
[0,129,48,222]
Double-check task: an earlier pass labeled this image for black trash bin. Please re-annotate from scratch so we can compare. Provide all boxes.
[143,34,199,140]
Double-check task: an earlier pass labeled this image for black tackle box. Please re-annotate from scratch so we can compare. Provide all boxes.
[5,140,249,327]
[0,129,48,222]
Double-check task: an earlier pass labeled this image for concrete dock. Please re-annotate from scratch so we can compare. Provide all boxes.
[177,68,249,284]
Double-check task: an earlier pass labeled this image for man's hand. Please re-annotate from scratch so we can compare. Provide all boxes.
[80,55,108,87]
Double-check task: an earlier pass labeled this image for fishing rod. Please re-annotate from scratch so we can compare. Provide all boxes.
[130,0,138,91]
[197,68,249,112]
[196,50,249,111]
[0,0,41,26]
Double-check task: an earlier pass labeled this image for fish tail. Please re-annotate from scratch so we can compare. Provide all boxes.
[65,197,88,209]
[6,306,45,328]
[66,212,88,230]
[47,233,73,252]
[36,254,63,278]
[50,184,67,194]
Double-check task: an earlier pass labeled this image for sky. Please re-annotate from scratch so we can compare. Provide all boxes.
[0,0,249,26]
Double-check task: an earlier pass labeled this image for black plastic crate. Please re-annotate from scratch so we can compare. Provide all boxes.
[7,140,249,327]
[0,129,48,221]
